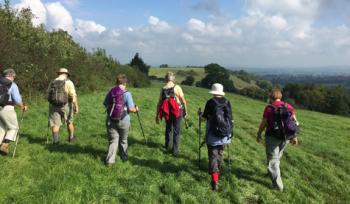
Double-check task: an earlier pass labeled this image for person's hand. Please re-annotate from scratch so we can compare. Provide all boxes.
[74,106,79,115]
[290,137,298,145]
[184,110,188,119]
[155,116,159,124]
[135,105,139,112]
[197,110,202,117]
[257,133,262,143]
[22,105,28,112]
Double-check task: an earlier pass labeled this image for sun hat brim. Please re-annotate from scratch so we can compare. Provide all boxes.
[209,90,225,96]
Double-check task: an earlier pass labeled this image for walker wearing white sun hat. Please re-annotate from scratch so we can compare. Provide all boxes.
[209,83,225,96]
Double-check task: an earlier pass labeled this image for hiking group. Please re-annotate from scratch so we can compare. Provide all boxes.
[0,68,299,192]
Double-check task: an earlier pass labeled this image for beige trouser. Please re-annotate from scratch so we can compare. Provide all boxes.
[49,103,74,127]
[0,105,19,143]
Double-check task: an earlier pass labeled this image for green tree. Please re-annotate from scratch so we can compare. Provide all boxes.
[181,76,195,86]
[200,63,236,92]
[129,53,150,75]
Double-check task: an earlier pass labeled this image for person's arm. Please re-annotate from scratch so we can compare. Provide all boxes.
[155,89,163,124]
[10,83,27,112]
[179,95,187,117]
[73,96,79,114]
[198,100,210,121]
[176,85,188,118]
[125,92,138,113]
[257,117,267,142]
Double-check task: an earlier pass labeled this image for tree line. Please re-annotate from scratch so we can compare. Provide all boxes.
[183,63,350,116]
[0,0,149,102]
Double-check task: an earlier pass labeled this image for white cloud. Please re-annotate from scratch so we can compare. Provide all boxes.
[187,18,206,32]
[46,2,74,33]
[14,0,47,26]
[10,0,350,67]
[148,16,171,32]
[75,19,106,37]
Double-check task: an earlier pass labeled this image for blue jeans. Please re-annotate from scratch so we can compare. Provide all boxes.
[165,113,182,154]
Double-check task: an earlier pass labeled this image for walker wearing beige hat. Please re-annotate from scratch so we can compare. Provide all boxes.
[47,68,79,145]
[57,68,70,76]
[198,82,233,191]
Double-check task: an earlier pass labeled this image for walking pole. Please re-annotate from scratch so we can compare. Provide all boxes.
[135,105,147,144]
[12,111,25,158]
[46,104,50,144]
[198,108,202,168]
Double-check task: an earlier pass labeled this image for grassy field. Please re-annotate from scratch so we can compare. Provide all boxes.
[149,67,257,89]
[0,83,349,203]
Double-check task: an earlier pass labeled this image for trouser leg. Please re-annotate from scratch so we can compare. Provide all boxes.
[2,107,19,142]
[172,116,181,155]
[165,119,173,150]
[117,120,130,160]
[265,136,288,190]
[207,145,224,174]
[106,120,120,164]
[0,118,6,144]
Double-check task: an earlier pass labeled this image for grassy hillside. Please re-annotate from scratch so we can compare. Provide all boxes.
[149,67,258,89]
[0,84,349,203]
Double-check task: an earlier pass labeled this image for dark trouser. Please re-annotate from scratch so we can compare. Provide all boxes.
[207,144,224,174]
[165,114,182,154]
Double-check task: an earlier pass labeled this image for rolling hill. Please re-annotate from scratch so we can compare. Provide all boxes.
[149,67,259,90]
[0,83,349,203]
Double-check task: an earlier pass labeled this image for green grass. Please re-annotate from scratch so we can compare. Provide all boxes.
[149,67,256,89]
[0,84,349,203]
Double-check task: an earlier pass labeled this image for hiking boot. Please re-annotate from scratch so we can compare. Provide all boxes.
[121,155,128,162]
[211,181,219,192]
[68,136,77,143]
[0,143,9,155]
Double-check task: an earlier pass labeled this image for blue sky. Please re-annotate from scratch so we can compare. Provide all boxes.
[5,0,350,67]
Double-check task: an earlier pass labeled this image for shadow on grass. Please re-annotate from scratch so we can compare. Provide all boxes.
[128,136,163,149]
[233,166,271,188]
[128,155,206,181]
[23,133,106,160]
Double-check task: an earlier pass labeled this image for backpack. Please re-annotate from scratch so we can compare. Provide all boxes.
[48,80,68,106]
[209,98,233,138]
[107,86,127,121]
[269,103,298,140]
[159,85,181,120]
[0,77,12,106]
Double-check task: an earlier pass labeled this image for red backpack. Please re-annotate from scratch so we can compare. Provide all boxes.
[159,85,181,121]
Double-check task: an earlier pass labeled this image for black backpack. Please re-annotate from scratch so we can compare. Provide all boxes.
[209,98,233,138]
[0,77,12,106]
[48,80,68,106]
[269,103,298,140]
[162,85,176,99]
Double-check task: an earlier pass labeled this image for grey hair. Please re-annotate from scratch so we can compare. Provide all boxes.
[164,72,175,81]
[3,68,16,77]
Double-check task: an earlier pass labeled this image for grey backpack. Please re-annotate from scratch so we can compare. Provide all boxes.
[48,80,68,106]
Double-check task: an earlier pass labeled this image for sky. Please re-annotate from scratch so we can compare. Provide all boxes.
[4,0,350,68]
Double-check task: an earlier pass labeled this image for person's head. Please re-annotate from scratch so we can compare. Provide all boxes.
[164,72,175,82]
[3,68,16,80]
[269,88,282,101]
[209,83,225,97]
[116,74,128,85]
[57,68,70,77]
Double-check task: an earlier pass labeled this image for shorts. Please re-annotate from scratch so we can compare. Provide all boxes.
[49,103,74,127]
